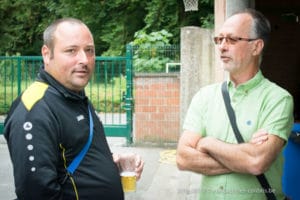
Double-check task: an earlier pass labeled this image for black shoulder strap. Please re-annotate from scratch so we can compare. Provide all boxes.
[221,82,244,143]
[221,81,276,200]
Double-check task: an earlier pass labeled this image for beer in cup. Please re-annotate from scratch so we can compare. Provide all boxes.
[118,153,137,192]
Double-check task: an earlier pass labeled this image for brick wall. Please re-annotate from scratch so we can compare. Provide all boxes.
[134,73,180,144]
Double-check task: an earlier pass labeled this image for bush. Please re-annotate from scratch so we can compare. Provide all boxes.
[130,30,179,73]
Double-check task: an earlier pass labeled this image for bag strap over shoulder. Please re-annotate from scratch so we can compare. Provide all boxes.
[221,81,276,200]
[67,106,94,174]
[221,82,244,143]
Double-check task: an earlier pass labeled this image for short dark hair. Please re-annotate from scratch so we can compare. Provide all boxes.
[232,8,271,49]
[43,18,88,52]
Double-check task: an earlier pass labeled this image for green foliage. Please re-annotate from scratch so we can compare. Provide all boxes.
[0,0,214,56]
[100,1,147,56]
[143,0,179,38]
[0,0,47,55]
[87,76,126,112]
[201,13,214,29]
[133,57,174,72]
[131,30,173,46]
[130,30,179,72]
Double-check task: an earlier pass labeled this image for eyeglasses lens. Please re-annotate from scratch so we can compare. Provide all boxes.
[214,37,237,45]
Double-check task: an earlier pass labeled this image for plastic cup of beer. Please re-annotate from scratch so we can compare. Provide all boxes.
[119,153,137,192]
[120,171,136,192]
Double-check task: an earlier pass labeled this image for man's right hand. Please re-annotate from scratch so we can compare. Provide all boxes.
[249,129,269,145]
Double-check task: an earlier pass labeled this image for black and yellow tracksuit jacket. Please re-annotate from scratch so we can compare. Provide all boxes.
[4,67,123,200]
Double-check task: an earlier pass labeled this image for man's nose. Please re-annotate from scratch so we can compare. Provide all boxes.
[77,50,88,64]
[218,38,228,51]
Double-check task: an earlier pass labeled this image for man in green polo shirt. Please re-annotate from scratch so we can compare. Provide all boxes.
[176,8,293,200]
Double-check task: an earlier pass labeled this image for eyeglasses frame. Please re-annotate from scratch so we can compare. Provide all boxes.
[213,36,259,45]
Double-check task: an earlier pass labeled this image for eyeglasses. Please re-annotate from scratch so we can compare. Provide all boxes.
[213,36,258,45]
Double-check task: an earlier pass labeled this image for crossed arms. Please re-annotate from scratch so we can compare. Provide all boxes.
[176,129,285,176]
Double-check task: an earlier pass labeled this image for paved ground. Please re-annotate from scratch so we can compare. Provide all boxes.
[0,136,202,200]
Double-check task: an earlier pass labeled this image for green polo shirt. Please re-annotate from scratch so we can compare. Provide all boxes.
[183,70,294,200]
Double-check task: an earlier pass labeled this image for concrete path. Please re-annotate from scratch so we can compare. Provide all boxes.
[0,136,15,200]
[0,136,202,200]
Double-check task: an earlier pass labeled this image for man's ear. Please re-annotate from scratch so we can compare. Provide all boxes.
[41,45,50,66]
[253,39,264,56]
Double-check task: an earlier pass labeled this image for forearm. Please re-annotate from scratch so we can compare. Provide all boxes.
[177,147,231,175]
[200,138,255,174]
[176,132,232,175]
[199,135,284,175]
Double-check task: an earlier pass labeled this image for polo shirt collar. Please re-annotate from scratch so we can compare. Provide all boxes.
[227,70,264,93]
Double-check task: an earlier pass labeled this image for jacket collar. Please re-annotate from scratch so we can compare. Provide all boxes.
[37,66,87,101]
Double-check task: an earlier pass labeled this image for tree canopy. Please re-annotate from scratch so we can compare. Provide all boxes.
[0,0,214,56]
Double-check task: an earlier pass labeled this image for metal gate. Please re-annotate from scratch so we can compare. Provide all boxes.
[0,45,133,144]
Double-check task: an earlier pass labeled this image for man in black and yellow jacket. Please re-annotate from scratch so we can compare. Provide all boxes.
[4,18,143,200]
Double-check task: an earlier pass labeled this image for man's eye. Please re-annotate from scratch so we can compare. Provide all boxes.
[66,49,76,54]
[86,48,95,54]
[217,38,224,43]
[227,37,237,42]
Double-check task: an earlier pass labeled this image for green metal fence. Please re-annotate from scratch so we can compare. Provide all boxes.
[132,44,180,73]
[0,47,133,144]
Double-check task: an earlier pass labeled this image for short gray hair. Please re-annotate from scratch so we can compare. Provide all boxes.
[231,8,271,49]
[231,9,271,65]
[43,18,88,52]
